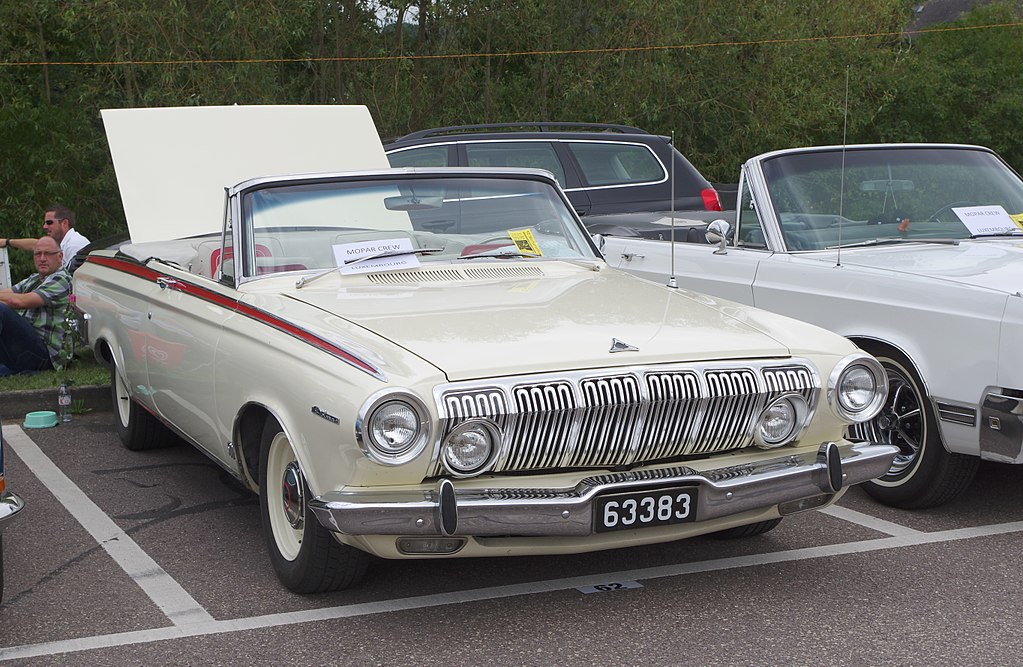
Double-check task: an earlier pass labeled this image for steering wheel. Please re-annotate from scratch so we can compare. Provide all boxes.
[927,201,978,222]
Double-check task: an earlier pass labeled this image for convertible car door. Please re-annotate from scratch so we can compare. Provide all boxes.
[144,263,234,466]
[602,180,772,304]
[604,237,763,305]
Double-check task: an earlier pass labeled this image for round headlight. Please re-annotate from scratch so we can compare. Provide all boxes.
[443,420,498,476]
[828,353,888,423]
[754,394,807,448]
[370,401,421,454]
[839,366,876,412]
[357,390,431,465]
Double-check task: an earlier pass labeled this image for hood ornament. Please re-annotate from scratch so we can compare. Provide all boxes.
[609,338,639,353]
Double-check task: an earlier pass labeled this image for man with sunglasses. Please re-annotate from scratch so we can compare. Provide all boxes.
[0,236,71,376]
[0,203,90,270]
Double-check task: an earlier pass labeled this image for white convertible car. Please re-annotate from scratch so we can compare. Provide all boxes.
[73,107,896,592]
[596,143,1023,509]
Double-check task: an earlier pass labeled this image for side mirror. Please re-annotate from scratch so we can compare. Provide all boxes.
[705,219,731,255]
[591,233,606,256]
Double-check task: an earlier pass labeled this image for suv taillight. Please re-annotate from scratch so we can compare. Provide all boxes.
[701,188,722,211]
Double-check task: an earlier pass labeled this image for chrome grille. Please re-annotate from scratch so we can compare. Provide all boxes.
[763,365,816,403]
[434,360,820,475]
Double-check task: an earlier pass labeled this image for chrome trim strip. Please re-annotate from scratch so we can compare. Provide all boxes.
[936,401,977,426]
[309,441,897,537]
[85,255,386,381]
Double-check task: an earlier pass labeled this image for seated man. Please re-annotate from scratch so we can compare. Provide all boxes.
[1,203,90,270]
[0,236,71,376]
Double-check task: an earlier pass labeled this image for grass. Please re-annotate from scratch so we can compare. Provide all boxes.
[0,353,109,392]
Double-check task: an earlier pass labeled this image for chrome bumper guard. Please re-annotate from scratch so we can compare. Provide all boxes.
[0,491,25,530]
[309,442,898,537]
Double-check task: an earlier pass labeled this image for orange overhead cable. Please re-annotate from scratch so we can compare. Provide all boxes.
[1,21,1020,67]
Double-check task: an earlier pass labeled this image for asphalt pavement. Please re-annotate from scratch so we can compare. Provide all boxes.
[2,411,1022,665]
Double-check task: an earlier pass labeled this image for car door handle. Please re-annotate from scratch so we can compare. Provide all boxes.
[156,277,178,290]
[621,252,645,261]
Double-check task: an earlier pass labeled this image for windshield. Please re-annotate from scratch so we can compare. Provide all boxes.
[760,147,1023,250]
[238,174,596,278]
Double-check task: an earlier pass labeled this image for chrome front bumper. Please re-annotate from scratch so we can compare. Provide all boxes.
[309,441,897,537]
[0,491,25,530]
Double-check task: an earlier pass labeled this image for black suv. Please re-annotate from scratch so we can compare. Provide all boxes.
[385,123,722,217]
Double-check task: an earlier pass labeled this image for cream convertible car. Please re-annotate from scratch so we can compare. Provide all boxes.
[74,112,896,593]
[598,143,1023,510]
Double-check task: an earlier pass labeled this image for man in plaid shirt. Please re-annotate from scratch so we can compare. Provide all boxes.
[0,236,71,376]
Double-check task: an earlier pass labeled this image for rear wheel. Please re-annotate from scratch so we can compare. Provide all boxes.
[853,349,978,508]
[258,416,369,593]
[110,362,179,451]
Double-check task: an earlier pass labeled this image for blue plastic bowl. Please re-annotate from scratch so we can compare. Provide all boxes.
[23,411,58,429]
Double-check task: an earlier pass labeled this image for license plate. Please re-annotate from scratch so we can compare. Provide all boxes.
[595,487,697,533]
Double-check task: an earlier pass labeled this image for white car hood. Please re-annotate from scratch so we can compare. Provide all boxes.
[277,266,827,381]
[102,105,388,244]
[810,240,1023,293]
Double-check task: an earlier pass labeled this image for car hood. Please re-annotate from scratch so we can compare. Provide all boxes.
[808,240,1023,293]
[274,264,837,382]
[102,105,389,244]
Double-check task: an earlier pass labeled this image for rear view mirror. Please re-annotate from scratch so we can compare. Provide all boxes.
[860,179,914,192]
[705,219,731,255]
[384,195,444,211]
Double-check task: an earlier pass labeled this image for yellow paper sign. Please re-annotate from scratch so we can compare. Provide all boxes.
[1010,213,1023,231]
[508,228,542,256]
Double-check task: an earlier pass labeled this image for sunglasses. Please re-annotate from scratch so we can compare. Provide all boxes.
[43,218,66,226]
[33,250,61,257]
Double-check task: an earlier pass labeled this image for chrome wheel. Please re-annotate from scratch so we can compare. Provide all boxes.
[852,365,923,480]
[857,349,978,508]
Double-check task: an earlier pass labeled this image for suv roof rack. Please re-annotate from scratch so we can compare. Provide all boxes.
[394,122,649,142]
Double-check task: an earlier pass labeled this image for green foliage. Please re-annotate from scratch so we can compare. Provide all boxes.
[0,351,107,392]
[1,0,1022,283]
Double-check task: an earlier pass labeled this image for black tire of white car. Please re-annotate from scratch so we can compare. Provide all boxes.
[110,364,179,450]
[857,351,979,509]
[711,518,782,539]
[258,415,369,593]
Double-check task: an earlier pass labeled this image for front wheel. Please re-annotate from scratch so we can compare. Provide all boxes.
[711,518,782,539]
[853,350,978,508]
[258,416,369,593]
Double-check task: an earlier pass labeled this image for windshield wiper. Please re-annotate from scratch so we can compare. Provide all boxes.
[343,247,444,266]
[826,237,961,250]
[295,247,444,289]
[456,250,601,271]
[970,230,1023,239]
[456,249,540,260]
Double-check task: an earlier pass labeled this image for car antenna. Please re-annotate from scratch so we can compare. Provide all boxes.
[667,129,678,289]
[837,66,850,268]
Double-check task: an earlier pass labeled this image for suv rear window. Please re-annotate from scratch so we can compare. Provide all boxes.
[387,145,450,168]
[465,142,566,185]
[567,142,665,186]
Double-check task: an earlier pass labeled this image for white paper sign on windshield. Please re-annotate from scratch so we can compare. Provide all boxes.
[334,238,421,275]
[952,205,1017,236]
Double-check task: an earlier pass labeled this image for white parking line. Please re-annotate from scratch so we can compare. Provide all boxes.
[818,504,923,536]
[2,518,1023,661]
[2,425,214,627]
